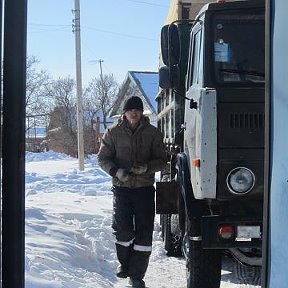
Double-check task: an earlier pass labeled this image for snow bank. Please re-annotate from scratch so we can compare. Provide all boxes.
[25,151,261,288]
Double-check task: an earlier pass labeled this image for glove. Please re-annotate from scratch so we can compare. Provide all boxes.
[130,163,148,175]
[115,168,130,183]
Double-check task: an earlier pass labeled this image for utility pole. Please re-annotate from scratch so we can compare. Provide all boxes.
[98,59,104,81]
[89,59,104,81]
[96,59,105,100]
[93,59,108,128]
[73,0,84,171]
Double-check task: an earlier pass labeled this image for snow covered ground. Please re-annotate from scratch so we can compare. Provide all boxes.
[25,151,261,288]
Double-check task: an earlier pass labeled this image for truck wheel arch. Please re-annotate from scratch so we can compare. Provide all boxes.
[176,152,205,221]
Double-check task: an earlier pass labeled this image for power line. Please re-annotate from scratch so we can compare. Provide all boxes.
[29,27,70,33]
[28,23,71,33]
[28,22,158,41]
[28,23,70,27]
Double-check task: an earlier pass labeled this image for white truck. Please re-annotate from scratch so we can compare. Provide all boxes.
[156,1,265,287]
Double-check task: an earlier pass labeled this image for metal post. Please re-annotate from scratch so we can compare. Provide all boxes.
[2,0,27,287]
[73,0,84,170]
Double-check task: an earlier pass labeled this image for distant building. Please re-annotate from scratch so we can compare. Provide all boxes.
[109,71,158,127]
[26,126,48,152]
[165,0,211,23]
[166,0,238,24]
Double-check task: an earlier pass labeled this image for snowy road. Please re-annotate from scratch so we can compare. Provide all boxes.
[25,151,261,288]
[114,252,261,288]
[115,233,261,288]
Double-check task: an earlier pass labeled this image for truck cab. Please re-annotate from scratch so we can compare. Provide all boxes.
[156,1,265,287]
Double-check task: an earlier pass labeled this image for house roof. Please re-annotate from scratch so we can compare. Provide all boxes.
[109,71,159,117]
[129,71,158,113]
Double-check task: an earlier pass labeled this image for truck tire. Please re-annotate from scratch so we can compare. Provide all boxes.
[162,214,182,256]
[184,218,221,288]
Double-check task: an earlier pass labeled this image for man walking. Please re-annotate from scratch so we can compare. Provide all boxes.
[98,96,167,288]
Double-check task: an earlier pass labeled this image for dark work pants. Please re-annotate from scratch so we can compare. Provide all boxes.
[112,186,155,279]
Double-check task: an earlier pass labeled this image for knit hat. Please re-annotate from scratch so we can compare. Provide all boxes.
[123,96,144,112]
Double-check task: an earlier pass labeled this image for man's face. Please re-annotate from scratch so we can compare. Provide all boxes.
[124,109,143,126]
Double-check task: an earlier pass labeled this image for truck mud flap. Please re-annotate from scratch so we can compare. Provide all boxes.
[156,181,178,214]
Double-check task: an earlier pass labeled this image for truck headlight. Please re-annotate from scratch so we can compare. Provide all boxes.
[226,167,255,194]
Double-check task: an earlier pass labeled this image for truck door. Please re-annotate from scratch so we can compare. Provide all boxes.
[184,21,217,200]
[184,22,203,180]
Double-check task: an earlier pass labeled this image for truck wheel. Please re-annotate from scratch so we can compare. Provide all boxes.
[183,219,221,288]
[162,214,182,256]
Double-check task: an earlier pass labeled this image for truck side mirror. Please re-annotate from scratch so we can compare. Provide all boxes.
[159,65,171,89]
[160,24,181,67]
[159,65,180,89]
[161,25,169,66]
[170,65,180,87]
[168,24,181,66]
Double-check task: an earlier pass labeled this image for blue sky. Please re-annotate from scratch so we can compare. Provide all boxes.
[27,0,170,86]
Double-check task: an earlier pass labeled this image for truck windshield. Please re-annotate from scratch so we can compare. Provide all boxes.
[212,8,265,85]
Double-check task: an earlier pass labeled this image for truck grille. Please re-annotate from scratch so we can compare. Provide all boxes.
[229,112,264,129]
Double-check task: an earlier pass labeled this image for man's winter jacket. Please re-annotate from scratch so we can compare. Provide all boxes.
[98,115,167,188]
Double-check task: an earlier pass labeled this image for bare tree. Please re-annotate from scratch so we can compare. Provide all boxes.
[81,74,119,154]
[25,56,53,151]
[47,77,78,156]
[81,90,101,154]
[84,73,119,129]
[26,56,52,118]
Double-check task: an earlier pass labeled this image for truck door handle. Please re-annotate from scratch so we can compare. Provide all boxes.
[190,99,198,109]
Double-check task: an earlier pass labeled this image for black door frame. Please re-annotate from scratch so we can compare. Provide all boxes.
[2,0,27,287]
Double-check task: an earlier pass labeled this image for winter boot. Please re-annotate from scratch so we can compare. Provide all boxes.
[115,243,132,278]
[127,250,151,281]
[128,278,146,288]
[116,265,128,278]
